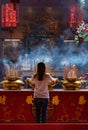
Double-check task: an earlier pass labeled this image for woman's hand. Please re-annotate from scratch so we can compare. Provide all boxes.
[25,78,30,84]
[48,78,59,89]
[25,78,35,89]
[54,78,59,84]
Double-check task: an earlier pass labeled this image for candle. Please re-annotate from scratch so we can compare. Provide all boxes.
[6,66,10,77]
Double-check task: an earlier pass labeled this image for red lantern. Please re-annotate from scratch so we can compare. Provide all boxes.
[1,2,19,28]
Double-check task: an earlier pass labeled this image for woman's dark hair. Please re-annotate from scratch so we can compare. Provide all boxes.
[37,62,46,81]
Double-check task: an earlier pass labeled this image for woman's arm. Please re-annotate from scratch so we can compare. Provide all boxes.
[25,78,35,90]
[48,74,59,89]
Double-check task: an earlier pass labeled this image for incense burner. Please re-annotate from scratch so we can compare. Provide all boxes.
[61,78,84,90]
[0,77,24,90]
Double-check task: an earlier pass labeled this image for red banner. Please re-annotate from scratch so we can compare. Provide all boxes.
[69,5,83,28]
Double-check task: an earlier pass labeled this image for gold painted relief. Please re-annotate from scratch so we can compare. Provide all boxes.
[56,95,88,123]
[26,95,33,104]
[78,95,87,105]
[0,95,6,105]
[3,106,11,122]
[52,95,60,105]
[16,104,26,121]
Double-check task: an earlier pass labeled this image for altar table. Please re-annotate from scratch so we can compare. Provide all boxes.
[0,89,88,123]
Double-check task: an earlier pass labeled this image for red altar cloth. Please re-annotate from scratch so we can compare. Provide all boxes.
[0,89,88,123]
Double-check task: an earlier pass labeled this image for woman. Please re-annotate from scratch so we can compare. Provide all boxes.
[26,62,58,123]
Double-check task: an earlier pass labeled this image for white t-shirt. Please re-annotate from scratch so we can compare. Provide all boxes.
[30,73,55,98]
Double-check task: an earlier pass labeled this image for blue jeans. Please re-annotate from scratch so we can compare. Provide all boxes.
[34,98,49,123]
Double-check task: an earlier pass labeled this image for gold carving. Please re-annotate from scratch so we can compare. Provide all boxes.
[52,95,60,105]
[0,95,6,105]
[16,104,26,121]
[78,95,87,105]
[26,95,33,104]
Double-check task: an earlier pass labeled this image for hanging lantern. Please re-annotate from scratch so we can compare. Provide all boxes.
[1,2,19,28]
